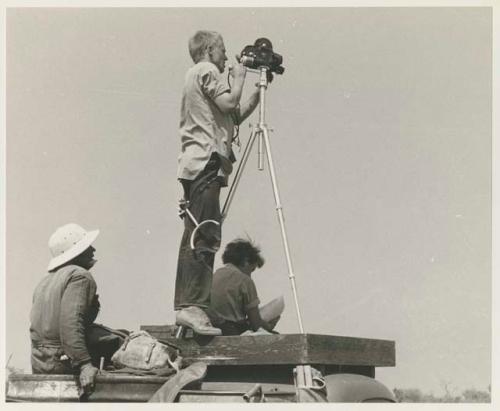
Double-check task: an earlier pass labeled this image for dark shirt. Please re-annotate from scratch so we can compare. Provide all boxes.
[207,263,260,324]
[30,265,99,372]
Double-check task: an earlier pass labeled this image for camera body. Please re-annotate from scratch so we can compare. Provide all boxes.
[239,38,285,75]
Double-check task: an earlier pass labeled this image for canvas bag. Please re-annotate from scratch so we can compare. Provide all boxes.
[111,330,181,371]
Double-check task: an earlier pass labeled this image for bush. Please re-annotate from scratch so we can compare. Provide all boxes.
[393,387,490,403]
[461,388,491,403]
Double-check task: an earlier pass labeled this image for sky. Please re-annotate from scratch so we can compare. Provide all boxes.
[4,5,494,398]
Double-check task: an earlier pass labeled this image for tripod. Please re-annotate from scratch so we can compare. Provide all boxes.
[221,67,305,334]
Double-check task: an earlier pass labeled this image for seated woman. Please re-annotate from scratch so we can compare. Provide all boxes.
[207,238,280,335]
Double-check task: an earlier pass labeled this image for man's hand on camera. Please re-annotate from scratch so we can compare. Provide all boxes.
[79,363,98,396]
[229,58,246,80]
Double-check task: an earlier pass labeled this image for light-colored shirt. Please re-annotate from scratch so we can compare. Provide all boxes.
[177,61,235,182]
[207,263,260,324]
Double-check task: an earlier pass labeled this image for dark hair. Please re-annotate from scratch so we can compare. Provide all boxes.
[222,238,265,268]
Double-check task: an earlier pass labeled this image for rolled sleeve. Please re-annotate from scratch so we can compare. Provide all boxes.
[199,65,230,100]
[60,273,96,367]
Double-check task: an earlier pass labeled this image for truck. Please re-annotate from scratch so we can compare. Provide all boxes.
[6,325,396,403]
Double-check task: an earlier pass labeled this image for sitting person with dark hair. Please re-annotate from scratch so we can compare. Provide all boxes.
[207,239,280,335]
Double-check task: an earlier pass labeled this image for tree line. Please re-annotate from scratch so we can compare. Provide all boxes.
[393,386,491,403]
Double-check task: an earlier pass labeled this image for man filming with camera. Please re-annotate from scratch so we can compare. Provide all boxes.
[174,30,261,335]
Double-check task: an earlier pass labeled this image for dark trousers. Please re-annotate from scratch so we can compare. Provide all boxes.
[174,156,223,310]
[31,324,125,374]
[218,320,250,336]
[86,324,125,368]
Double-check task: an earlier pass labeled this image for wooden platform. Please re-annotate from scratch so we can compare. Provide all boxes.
[141,326,396,370]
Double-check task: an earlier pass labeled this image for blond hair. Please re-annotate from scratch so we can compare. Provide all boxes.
[188,30,222,63]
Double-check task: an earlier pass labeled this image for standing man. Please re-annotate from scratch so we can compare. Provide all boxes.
[30,223,122,396]
[174,30,260,335]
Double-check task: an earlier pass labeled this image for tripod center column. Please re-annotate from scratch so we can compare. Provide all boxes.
[258,67,268,128]
[257,67,269,171]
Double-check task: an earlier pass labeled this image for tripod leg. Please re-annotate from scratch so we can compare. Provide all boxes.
[261,127,305,333]
[221,130,259,221]
[258,131,264,171]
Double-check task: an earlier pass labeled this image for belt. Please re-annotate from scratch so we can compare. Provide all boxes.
[32,340,62,349]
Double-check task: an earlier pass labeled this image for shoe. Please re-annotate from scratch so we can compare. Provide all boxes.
[176,306,222,336]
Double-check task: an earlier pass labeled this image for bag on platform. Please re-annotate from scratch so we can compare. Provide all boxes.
[111,330,181,372]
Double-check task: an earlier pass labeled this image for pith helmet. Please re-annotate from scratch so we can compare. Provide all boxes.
[47,223,99,271]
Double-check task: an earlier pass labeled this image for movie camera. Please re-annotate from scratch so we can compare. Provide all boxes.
[239,38,285,76]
